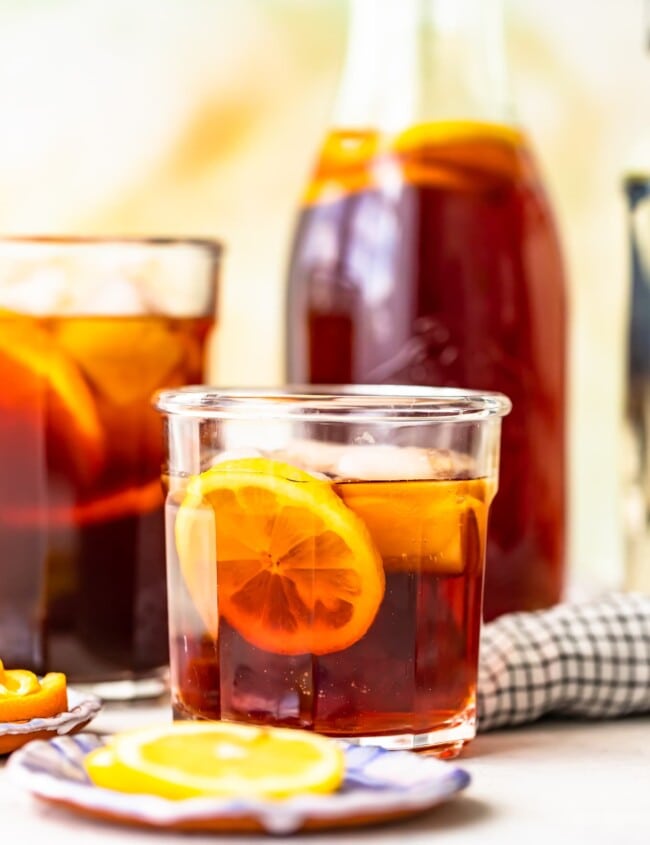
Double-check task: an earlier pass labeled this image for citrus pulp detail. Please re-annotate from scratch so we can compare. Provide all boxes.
[83,721,345,800]
[175,458,385,656]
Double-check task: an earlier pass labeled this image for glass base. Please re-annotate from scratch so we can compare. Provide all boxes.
[72,667,169,702]
[172,698,475,759]
[335,719,475,759]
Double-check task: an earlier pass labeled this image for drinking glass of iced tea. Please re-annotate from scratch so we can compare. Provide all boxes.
[0,237,219,698]
[156,386,510,756]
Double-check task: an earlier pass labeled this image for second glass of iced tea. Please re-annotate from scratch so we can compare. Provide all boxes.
[0,237,219,697]
[157,386,510,756]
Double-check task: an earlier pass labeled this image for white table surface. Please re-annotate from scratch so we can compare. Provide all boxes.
[1,699,648,843]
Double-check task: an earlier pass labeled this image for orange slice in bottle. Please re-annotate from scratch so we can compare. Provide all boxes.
[393,120,524,153]
[0,659,68,722]
[393,120,528,188]
[175,458,385,656]
[84,721,345,800]
[0,313,104,486]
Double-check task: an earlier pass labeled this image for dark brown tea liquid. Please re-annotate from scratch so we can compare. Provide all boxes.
[170,475,489,753]
[0,313,212,680]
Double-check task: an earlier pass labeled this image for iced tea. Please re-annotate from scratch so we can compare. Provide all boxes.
[0,239,219,688]
[158,388,508,755]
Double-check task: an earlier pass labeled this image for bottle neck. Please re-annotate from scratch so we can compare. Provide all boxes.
[333,0,515,132]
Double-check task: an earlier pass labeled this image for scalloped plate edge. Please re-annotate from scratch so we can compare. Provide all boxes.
[0,689,102,754]
[6,734,470,834]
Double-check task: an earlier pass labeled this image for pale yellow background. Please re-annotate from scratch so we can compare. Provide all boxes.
[0,0,645,594]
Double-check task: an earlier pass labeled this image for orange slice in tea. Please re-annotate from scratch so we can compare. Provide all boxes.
[0,314,104,485]
[2,478,163,529]
[52,318,201,483]
[336,479,490,575]
[84,721,345,800]
[175,458,385,656]
[53,318,186,406]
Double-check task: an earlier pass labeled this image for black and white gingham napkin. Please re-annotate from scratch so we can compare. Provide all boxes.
[477,592,650,731]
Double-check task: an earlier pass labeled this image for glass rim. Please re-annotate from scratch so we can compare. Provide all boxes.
[0,234,223,257]
[0,235,221,318]
[155,385,512,423]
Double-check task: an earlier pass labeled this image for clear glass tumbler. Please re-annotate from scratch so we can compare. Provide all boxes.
[156,386,510,756]
[0,236,220,699]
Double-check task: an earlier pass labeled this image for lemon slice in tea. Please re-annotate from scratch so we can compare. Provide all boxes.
[0,315,104,485]
[175,457,385,656]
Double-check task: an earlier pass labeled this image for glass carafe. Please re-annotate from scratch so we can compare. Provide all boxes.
[285,0,568,619]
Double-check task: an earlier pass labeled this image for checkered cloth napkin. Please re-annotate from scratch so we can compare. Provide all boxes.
[477,592,650,731]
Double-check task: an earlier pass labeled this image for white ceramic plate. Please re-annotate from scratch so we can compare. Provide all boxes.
[6,733,470,834]
[0,688,102,754]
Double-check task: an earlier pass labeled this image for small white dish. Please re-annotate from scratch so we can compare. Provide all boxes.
[6,733,470,834]
[0,688,102,755]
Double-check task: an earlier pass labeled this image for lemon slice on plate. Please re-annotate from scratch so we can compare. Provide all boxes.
[84,721,345,800]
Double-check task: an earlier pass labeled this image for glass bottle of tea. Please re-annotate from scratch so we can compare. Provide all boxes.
[285,0,568,620]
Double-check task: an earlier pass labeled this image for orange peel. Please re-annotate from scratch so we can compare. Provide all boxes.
[0,660,68,723]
